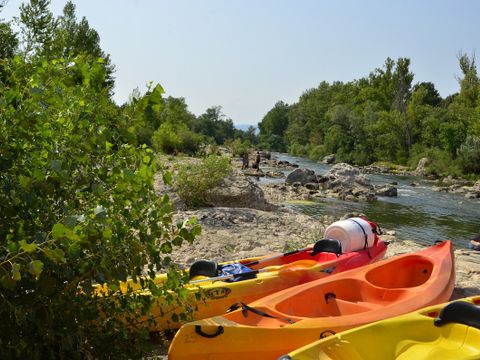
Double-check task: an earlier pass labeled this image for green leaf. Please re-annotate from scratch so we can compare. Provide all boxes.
[28,260,44,279]
[50,160,62,172]
[11,263,21,282]
[43,248,66,263]
[52,223,67,240]
[19,240,39,253]
[105,141,113,152]
[162,170,173,185]
[123,169,135,181]
[68,242,81,257]
[102,228,112,240]
[160,242,172,254]
[19,175,31,188]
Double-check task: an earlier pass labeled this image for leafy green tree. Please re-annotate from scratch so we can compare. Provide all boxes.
[0,54,200,359]
[456,52,479,108]
[412,82,442,107]
[18,0,56,57]
[0,21,18,59]
[193,106,236,144]
[54,1,115,89]
[258,101,290,151]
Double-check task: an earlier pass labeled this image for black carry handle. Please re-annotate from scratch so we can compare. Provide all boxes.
[227,302,295,324]
[434,301,480,329]
[195,325,224,338]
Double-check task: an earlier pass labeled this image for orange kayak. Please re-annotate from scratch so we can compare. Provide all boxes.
[168,240,455,359]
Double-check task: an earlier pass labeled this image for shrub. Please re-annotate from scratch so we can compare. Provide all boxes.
[225,138,251,157]
[457,135,480,174]
[0,56,200,359]
[175,155,233,208]
[152,122,182,154]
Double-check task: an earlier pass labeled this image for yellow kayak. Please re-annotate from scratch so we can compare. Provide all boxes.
[96,239,387,331]
[281,296,480,360]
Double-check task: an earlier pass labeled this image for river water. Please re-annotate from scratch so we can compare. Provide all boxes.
[262,153,480,249]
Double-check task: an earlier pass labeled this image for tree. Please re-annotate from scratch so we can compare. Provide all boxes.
[258,101,290,151]
[18,0,56,57]
[412,82,442,107]
[456,52,479,108]
[54,1,115,89]
[0,21,18,59]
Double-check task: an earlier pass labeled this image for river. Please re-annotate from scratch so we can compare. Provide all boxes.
[262,153,480,248]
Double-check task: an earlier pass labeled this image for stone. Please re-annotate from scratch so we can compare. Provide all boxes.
[415,157,430,176]
[207,172,275,211]
[322,154,336,164]
[305,182,319,190]
[375,185,398,197]
[286,168,317,185]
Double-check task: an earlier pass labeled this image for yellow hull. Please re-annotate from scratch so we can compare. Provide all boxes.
[284,296,480,360]
[96,242,387,331]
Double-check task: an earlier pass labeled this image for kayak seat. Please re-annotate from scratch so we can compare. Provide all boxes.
[189,260,219,279]
[311,239,342,257]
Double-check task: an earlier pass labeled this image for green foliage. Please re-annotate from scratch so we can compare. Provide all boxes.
[225,138,251,157]
[258,101,290,151]
[410,146,461,177]
[0,21,19,59]
[152,122,203,155]
[0,54,200,358]
[18,0,57,56]
[457,135,480,174]
[175,156,233,208]
[258,56,480,176]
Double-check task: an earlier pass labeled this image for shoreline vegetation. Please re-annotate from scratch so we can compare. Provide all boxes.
[1,0,479,358]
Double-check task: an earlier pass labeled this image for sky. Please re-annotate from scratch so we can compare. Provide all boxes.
[2,0,480,127]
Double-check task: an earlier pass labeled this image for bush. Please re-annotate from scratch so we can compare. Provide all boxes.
[225,138,251,157]
[457,135,480,174]
[152,122,182,154]
[175,155,233,208]
[0,56,200,359]
[409,146,461,177]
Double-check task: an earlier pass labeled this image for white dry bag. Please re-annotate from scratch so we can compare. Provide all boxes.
[323,217,375,253]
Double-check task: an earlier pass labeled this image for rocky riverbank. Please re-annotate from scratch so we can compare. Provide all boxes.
[165,154,480,301]
[150,154,480,358]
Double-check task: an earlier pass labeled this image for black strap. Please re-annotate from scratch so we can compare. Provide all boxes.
[195,325,224,338]
[227,302,295,324]
[350,219,371,259]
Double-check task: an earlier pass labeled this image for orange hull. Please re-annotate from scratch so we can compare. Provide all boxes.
[169,241,455,359]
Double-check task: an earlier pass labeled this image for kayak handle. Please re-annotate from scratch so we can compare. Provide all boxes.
[434,301,480,329]
[195,325,224,338]
[320,330,336,338]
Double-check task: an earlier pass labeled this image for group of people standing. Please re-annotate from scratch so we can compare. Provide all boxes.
[242,152,261,170]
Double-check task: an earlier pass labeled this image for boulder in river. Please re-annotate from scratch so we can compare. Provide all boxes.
[375,185,398,197]
[322,154,336,164]
[286,168,317,185]
[319,163,376,202]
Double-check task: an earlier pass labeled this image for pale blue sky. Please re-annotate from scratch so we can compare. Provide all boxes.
[2,0,479,126]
